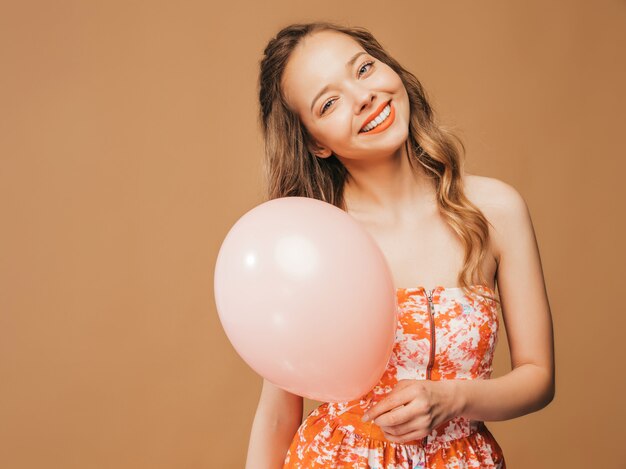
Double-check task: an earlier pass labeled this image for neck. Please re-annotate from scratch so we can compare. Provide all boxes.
[342,142,437,221]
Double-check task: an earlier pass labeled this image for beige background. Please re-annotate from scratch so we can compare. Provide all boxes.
[1,1,625,468]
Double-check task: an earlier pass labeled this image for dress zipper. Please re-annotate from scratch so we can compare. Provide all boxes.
[425,288,436,380]
[423,288,436,446]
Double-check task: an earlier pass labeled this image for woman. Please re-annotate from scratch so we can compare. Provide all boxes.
[246,21,555,468]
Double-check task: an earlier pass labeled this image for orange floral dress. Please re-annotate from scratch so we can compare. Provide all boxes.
[283,285,506,468]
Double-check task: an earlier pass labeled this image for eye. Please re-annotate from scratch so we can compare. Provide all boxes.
[358,60,375,77]
[321,98,336,115]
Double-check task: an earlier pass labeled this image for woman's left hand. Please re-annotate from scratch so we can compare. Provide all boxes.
[361,379,463,444]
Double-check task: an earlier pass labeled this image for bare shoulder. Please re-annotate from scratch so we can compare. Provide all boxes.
[464,174,528,214]
[463,174,532,260]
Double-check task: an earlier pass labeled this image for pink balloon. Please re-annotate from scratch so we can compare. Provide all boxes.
[214,197,397,402]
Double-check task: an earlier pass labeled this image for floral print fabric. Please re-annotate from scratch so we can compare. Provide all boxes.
[283,285,506,468]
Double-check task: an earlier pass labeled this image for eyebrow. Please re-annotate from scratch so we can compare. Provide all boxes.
[309,51,369,113]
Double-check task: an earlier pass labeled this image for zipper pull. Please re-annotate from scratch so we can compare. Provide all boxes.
[426,289,434,314]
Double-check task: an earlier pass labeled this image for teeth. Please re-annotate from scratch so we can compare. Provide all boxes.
[361,104,391,132]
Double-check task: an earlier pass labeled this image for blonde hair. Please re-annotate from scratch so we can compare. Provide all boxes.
[258,21,497,303]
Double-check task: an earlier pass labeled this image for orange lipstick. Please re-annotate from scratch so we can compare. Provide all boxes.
[359,101,395,135]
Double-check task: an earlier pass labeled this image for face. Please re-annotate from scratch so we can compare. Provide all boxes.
[281,30,411,165]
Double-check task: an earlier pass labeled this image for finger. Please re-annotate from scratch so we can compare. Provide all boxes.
[362,386,416,422]
[380,411,430,436]
[373,403,414,427]
[394,379,414,389]
[383,428,428,444]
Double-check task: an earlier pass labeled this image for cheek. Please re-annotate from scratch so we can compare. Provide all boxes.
[377,65,404,87]
[304,124,342,150]
[322,111,354,140]
[326,127,351,146]
[391,75,407,96]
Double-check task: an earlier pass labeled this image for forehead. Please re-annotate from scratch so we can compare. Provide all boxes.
[282,30,365,111]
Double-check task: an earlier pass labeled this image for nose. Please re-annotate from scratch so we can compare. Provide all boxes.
[354,88,375,115]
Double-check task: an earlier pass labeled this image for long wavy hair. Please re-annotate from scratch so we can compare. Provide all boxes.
[257,21,497,303]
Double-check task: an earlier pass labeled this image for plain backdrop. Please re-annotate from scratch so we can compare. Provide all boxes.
[1,1,625,468]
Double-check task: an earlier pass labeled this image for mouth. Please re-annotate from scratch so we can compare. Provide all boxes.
[359,100,394,134]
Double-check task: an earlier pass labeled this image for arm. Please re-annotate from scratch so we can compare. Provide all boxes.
[245,379,303,469]
[361,178,555,441]
[454,180,555,421]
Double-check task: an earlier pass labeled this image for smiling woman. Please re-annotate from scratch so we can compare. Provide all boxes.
[279,29,412,165]
[246,21,554,469]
